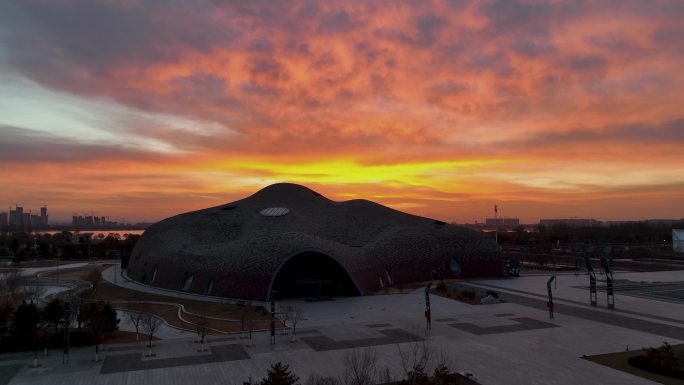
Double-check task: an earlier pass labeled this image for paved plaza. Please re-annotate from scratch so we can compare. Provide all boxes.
[2,269,684,384]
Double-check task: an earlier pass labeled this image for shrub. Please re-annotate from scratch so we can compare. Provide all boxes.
[485,290,499,299]
[260,362,299,385]
[629,355,684,380]
[436,281,447,291]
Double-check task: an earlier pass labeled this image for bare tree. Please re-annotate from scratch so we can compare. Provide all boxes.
[238,301,252,338]
[71,297,88,329]
[195,313,209,351]
[306,375,340,385]
[126,308,144,341]
[433,344,456,377]
[2,272,21,303]
[290,305,303,342]
[278,303,292,335]
[396,338,433,379]
[376,368,393,385]
[22,284,46,304]
[83,269,101,293]
[342,347,378,385]
[141,313,162,356]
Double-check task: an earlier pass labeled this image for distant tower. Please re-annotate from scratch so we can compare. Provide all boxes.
[494,204,498,244]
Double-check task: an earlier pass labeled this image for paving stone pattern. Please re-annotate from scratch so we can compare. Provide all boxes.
[449,317,559,335]
[577,281,684,304]
[367,323,392,328]
[300,328,422,352]
[0,364,23,385]
[467,284,684,340]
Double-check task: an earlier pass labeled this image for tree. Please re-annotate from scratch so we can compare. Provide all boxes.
[22,284,46,305]
[397,339,433,378]
[12,301,40,346]
[195,313,209,351]
[432,365,452,385]
[260,362,299,385]
[278,304,292,331]
[0,302,15,337]
[239,301,253,332]
[343,348,377,385]
[2,271,21,303]
[126,309,144,341]
[9,238,19,254]
[72,298,88,329]
[43,298,64,330]
[84,269,101,293]
[305,375,339,385]
[37,241,51,258]
[290,306,303,343]
[141,312,162,355]
[88,301,120,361]
[400,365,430,385]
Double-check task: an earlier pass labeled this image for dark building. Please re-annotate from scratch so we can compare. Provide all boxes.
[485,217,520,227]
[9,206,23,229]
[39,206,48,227]
[539,218,601,227]
[128,183,503,301]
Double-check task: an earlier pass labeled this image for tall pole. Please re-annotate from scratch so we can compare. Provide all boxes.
[270,297,276,345]
[424,283,432,331]
[547,275,556,319]
[494,204,498,244]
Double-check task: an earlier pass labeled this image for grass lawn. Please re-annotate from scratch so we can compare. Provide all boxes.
[115,302,279,334]
[583,345,684,385]
[84,281,270,321]
[103,330,158,344]
[431,283,501,305]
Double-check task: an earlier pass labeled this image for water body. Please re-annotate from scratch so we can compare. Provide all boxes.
[35,229,146,238]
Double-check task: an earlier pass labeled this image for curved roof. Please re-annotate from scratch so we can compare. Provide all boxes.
[128,183,502,300]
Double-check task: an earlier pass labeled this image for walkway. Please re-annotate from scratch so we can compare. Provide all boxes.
[3,270,684,384]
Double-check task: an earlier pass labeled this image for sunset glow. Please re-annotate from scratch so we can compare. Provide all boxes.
[1,0,683,223]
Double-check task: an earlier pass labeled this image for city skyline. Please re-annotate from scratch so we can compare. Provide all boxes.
[1,1,683,223]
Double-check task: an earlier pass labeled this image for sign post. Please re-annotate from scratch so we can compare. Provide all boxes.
[270,298,276,345]
[546,275,556,319]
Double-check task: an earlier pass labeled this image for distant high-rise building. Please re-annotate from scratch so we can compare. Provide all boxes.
[39,206,48,226]
[0,212,7,227]
[22,213,31,229]
[9,206,23,227]
[94,216,101,226]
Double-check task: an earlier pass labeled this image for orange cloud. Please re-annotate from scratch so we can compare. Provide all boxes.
[0,0,683,223]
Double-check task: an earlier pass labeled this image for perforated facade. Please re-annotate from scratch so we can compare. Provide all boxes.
[128,183,503,301]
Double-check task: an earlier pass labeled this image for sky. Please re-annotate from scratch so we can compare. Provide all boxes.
[0,0,683,224]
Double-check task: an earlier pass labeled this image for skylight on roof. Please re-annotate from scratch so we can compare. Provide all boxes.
[260,207,290,217]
